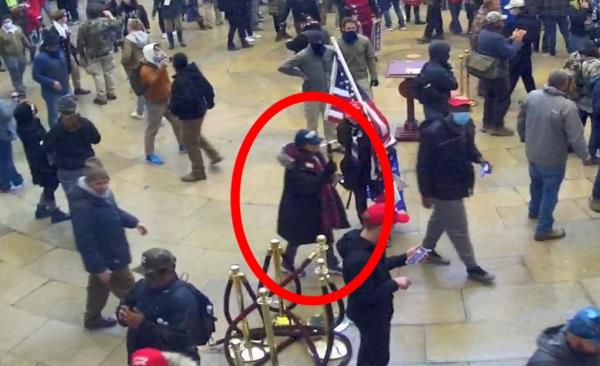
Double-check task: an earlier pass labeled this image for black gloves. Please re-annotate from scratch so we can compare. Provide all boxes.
[371,79,379,87]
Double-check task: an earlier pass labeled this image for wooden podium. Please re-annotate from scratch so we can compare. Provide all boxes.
[386,60,427,142]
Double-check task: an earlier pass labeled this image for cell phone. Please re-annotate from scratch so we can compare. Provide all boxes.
[405,246,430,265]
[480,162,492,177]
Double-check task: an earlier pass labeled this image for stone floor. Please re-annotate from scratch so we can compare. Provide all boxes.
[1,4,599,366]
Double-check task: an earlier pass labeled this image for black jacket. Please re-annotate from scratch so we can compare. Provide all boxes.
[337,120,372,190]
[419,42,458,115]
[14,103,58,188]
[120,278,201,361]
[538,0,571,16]
[506,11,541,68]
[286,0,320,21]
[336,229,407,322]
[527,325,600,366]
[70,181,138,274]
[117,3,150,36]
[417,115,483,200]
[169,63,215,121]
[152,0,184,19]
[43,115,101,170]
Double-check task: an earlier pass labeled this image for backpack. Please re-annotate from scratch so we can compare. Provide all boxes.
[129,63,146,96]
[412,70,443,105]
[563,53,600,101]
[176,278,217,346]
[581,58,600,96]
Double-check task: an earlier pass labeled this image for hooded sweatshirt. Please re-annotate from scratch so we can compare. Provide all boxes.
[336,229,407,323]
[121,30,149,71]
[418,42,458,115]
[517,86,590,167]
[527,325,600,366]
[139,43,171,103]
[169,62,215,120]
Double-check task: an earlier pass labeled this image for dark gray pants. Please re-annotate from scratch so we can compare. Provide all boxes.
[422,198,478,269]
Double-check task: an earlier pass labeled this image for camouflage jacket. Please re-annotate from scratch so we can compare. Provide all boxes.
[76,17,122,63]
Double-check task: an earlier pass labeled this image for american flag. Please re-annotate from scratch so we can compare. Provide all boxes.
[325,55,394,148]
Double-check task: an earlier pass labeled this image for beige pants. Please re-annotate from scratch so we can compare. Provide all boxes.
[164,16,182,33]
[356,78,373,99]
[70,54,81,91]
[84,267,135,324]
[304,101,336,141]
[182,117,220,177]
[84,54,115,101]
[145,100,183,155]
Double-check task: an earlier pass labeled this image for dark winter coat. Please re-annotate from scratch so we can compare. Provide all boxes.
[527,325,600,366]
[505,11,541,68]
[169,63,215,121]
[43,116,101,170]
[117,2,150,35]
[120,277,201,361]
[538,0,570,16]
[477,27,522,78]
[417,115,483,200]
[47,25,77,73]
[337,120,373,190]
[285,0,320,21]
[152,0,184,19]
[336,229,407,322]
[569,5,590,36]
[32,48,70,96]
[276,143,349,245]
[419,42,458,116]
[14,103,58,188]
[70,180,139,274]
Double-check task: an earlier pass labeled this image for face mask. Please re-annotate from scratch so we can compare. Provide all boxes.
[153,51,167,64]
[509,8,520,15]
[342,31,358,44]
[310,43,326,56]
[452,112,471,125]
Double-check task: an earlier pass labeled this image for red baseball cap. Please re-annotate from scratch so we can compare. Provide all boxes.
[448,96,471,108]
[363,203,410,226]
[131,348,167,366]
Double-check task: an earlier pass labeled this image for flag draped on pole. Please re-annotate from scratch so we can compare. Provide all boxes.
[325,37,409,216]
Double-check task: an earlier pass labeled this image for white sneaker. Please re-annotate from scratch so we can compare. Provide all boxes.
[252,33,262,39]
[130,112,144,120]
[399,26,407,30]
[245,36,255,43]
[162,33,167,39]
[172,31,177,36]
[387,27,394,31]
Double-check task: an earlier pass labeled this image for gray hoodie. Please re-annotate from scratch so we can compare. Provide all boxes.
[527,325,600,366]
[0,99,16,142]
[517,86,590,167]
[278,45,334,93]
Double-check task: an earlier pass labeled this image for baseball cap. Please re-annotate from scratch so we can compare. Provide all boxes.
[448,96,471,108]
[130,348,167,366]
[133,248,176,276]
[294,129,323,146]
[363,203,410,227]
[504,0,525,9]
[486,11,508,23]
[567,307,600,345]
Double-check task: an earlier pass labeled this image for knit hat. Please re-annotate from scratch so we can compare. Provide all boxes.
[42,28,60,48]
[84,157,109,182]
[57,95,76,113]
[130,348,168,366]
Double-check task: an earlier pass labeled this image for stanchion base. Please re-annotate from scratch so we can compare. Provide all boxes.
[334,315,352,332]
[395,122,420,142]
[307,338,349,360]
[228,342,267,362]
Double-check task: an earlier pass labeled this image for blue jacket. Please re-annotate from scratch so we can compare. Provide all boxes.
[0,99,16,142]
[70,179,139,274]
[477,27,522,78]
[32,49,70,95]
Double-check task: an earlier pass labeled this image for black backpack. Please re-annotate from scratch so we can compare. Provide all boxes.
[129,63,146,96]
[175,279,217,346]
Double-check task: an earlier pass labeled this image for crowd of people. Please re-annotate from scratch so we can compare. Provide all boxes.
[2,0,600,364]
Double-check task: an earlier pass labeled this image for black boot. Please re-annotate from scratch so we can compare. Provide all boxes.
[51,208,70,224]
[167,32,175,49]
[228,42,239,51]
[177,30,186,47]
[35,204,52,219]
[241,39,253,48]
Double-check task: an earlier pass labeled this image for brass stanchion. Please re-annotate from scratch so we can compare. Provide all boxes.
[270,239,291,327]
[315,234,328,261]
[230,338,244,366]
[229,265,266,362]
[257,288,279,366]
[459,54,465,96]
[464,49,475,105]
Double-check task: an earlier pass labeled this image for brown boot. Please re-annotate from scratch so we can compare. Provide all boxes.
[181,172,207,182]
[490,126,515,137]
[534,228,566,242]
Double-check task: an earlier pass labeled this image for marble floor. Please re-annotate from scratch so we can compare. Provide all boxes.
[1,5,599,366]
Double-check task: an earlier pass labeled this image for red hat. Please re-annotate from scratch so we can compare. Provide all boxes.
[131,348,168,366]
[363,203,410,226]
[448,96,471,108]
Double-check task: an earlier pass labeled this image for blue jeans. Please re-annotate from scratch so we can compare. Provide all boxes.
[383,0,406,28]
[529,162,565,234]
[3,56,26,94]
[42,89,68,128]
[0,140,23,191]
[448,3,462,34]
[541,15,571,54]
